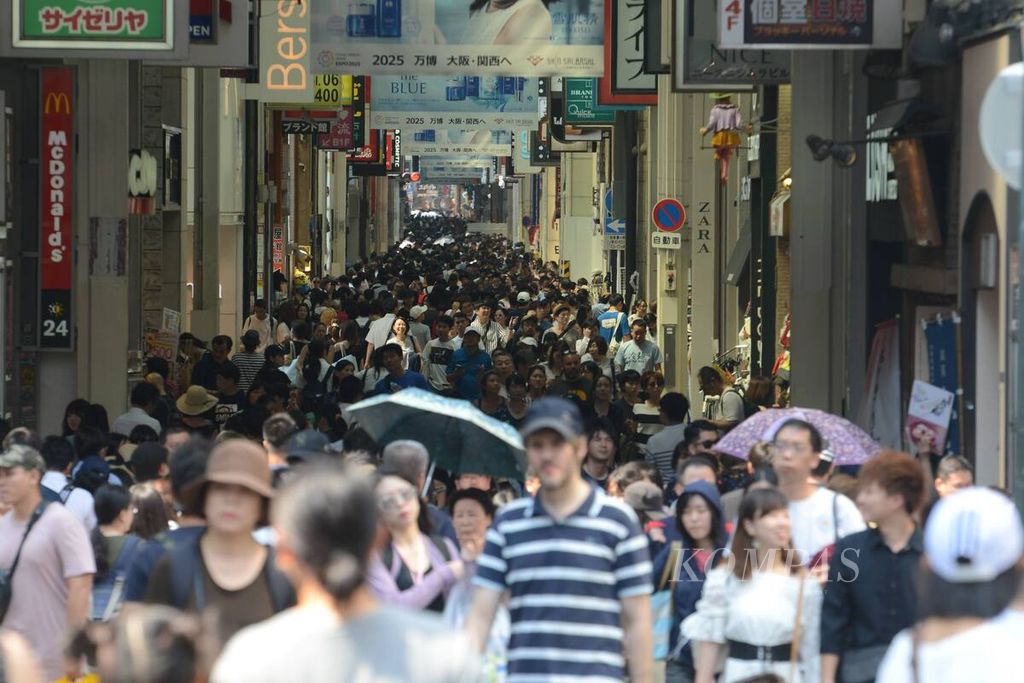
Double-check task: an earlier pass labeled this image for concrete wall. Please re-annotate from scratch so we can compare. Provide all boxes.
[959,36,1011,486]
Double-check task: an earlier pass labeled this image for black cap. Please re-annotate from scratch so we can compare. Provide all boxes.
[264,344,285,359]
[286,429,330,462]
[520,397,584,441]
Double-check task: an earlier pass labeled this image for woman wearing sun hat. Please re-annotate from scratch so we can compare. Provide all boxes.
[144,439,295,643]
[175,385,219,439]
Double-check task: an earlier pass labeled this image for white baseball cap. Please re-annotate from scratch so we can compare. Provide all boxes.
[409,305,428,319]
[925,487,1024,583]
[517,291,531,303]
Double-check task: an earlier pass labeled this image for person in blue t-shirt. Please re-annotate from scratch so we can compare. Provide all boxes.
[375,343,431,394]
[597,294,631,348]
[446,329,492,401]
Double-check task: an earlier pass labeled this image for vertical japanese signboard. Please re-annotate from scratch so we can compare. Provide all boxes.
[309,0,605,76]
[720,0,901,49]
[40,67,74,350]
[15,0,174,50]
[603,0,656,102]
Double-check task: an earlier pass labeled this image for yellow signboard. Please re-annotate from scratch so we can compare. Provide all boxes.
[313,75,352,106]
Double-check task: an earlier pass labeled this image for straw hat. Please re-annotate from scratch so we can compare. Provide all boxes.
[176,385,218,416]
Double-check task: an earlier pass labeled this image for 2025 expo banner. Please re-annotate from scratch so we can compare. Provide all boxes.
[310,0,605,76]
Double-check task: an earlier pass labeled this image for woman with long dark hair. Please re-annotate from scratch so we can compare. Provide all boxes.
[652,481,729,682]
[62,398,91,439]
[684,488,821,683]
[526,364,548,402]
[90,485,141,621]
[474,369,512,423]
[130,484,170,540]
[366,471,463,612]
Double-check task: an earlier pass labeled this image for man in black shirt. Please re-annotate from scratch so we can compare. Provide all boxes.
[191,335,233,391]
[821,451,926,683]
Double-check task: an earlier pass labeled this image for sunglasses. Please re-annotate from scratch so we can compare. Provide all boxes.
[377,488,417,513]
[699,439,718,449]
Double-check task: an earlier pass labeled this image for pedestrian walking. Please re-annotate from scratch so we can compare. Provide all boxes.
[466,397,654,682]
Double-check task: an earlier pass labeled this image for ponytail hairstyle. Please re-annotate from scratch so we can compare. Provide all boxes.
[271,464,378,601]
[91,485,132,582]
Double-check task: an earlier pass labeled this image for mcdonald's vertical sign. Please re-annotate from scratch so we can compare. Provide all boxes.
[40,67,73,349]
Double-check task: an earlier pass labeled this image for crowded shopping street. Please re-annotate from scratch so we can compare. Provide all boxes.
[4,1,1024,682]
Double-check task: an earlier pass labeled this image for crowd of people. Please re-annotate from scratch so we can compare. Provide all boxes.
[0,225,1021,683]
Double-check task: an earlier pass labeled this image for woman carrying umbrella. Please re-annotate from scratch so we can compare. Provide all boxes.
[367,470,463,613]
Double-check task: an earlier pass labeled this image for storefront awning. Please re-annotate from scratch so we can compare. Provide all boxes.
[723,222,751,287]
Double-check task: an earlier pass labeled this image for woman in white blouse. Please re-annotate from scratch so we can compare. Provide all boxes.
[683,487,821,683]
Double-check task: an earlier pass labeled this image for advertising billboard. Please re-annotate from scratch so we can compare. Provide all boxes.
[310,0,606,76]
[370,75,540,132]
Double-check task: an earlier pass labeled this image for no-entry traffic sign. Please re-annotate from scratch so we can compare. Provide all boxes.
[652,199,686,233]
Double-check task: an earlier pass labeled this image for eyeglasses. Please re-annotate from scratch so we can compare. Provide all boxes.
[377,488,417,513]
[698,439,718,449]
[771,440,810,455]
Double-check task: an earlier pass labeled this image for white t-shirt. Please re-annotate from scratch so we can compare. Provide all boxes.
[876,621,1018,683]
[41,471,96,530]
[422,339,456,391]
[788,486,865,563]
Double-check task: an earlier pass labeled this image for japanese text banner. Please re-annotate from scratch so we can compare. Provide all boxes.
[370,76,540,132]
[310,0,605,76]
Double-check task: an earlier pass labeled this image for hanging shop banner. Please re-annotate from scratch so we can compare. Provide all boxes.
[385,130,402,172]
[719,0,901,49]
[309,0,605,77]
[280,109,339,135]
[565,78,615,124]
[407,130,513,156]
[603,0,656,102]
[674,0,790,91]
[39,67,74,350]
[924,314,963,455]
[315,108,355,150]
[370,76,540,132]
[855,318,901,449]
[15,0,173,50]
[351,76,368,149]
[348,129,383,164]
[247,0,355,106]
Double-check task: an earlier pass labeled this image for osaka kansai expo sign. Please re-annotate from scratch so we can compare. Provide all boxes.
[14,0,174,50]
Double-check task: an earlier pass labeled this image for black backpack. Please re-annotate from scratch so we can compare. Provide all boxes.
[726,387,759,420]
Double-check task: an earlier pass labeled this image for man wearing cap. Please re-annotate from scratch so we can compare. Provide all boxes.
[467,398,653,682]
[0,444,95,682]
[876,487,1023,682]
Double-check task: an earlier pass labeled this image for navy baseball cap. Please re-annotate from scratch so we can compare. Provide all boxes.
[286,430,330,463]
[520,397,585,441]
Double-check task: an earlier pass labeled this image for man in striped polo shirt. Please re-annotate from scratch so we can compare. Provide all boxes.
[467,398,654,682]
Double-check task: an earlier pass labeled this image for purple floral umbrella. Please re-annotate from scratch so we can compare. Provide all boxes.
[714,407,881,465]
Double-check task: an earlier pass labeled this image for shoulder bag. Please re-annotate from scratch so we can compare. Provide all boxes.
[0,502,49,622]
[652,542,682,661]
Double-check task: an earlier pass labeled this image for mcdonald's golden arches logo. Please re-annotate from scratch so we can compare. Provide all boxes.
[44,91,70,115]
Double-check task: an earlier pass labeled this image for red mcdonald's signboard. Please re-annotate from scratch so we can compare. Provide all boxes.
[40,67,74,349]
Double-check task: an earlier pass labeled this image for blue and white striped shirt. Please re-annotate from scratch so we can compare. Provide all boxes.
[473,487,654,682]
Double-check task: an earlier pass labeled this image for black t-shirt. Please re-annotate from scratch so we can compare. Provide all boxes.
[215,391,247,426]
